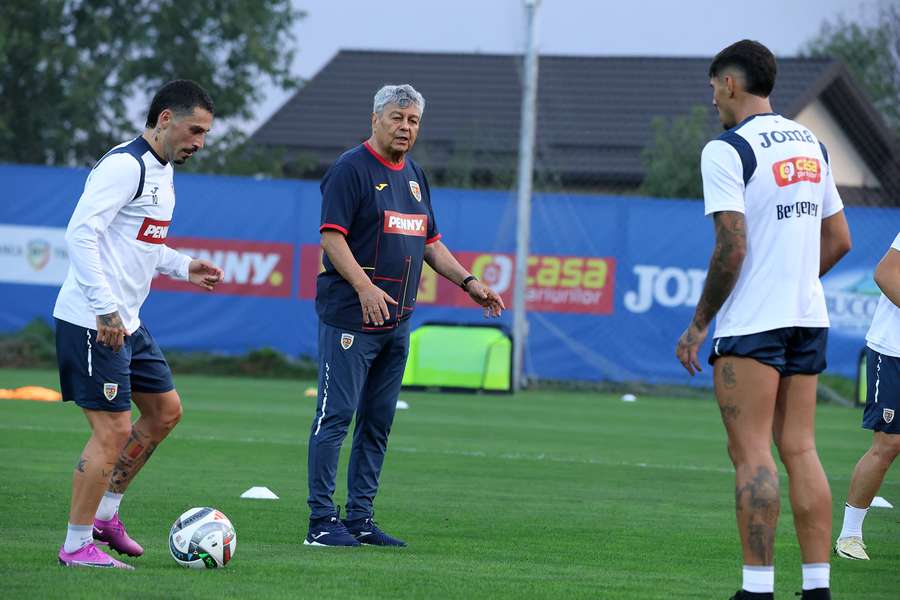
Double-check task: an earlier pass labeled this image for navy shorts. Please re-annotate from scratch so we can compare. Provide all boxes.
[708,326,828,376]
[863,348,900,434]
[55,318,175,412]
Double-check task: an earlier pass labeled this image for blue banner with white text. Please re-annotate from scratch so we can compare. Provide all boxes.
[1,163,894,385]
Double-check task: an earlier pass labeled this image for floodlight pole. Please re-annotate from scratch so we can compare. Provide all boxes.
[513,0,540,392]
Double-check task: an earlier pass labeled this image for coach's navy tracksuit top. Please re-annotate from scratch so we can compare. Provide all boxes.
[316,142,441,333]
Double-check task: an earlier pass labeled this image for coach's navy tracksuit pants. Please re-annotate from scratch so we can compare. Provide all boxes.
[307,318,411,520]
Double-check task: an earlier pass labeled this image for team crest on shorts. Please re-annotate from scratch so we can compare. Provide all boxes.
[340,333,354,350]
[408,180,422,202]
[103,383,119,402]
[884,408,895,424]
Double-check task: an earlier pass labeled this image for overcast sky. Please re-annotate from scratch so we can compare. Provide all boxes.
[246,0,877,132]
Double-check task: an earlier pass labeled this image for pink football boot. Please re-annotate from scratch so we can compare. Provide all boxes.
[93,513,144,557]
[58,543,134,569]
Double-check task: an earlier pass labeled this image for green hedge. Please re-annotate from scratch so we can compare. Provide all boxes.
[0,319,317,380]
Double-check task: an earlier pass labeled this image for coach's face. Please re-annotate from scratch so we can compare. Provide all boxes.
[710,75,737,129]
[371,103,421,157]
[160,107,214,164]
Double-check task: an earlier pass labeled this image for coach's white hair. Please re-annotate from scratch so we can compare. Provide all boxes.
[373,84,425,115]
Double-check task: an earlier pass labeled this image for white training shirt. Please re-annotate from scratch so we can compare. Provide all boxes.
[701,113,844,338]
[53,136,192,334]
[866,233,900,358]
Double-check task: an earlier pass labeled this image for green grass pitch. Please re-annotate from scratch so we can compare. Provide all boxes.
[0,368,896,599]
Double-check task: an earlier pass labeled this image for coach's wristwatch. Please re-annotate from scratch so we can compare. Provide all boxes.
[460,275,477,291]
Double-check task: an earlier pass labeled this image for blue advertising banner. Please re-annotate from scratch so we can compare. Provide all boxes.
[1,164,895,385]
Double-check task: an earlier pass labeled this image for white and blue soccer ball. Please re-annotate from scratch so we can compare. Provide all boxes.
[168,507,236,569]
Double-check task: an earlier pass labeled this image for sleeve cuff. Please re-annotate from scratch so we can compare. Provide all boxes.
[176,254,193,280]
[91,301,119,316]
[426,233,442,245]
[704,205,745,217]
[320,223,349,235]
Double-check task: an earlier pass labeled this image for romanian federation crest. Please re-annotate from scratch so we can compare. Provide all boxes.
[340,333,354,350]
[408,180,422,202]
[884,408,895,424]
[27,239,51,271]
[103,383,119,401]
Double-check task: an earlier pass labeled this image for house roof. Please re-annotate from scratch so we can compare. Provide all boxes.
[252,50,899,198]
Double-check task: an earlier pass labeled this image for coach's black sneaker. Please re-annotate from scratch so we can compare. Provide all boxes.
[730,592,774,600]
[342,516,407,547]
[304,510,361,547]
[795,589,830,600]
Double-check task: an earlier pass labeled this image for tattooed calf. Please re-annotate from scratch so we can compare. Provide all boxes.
[735,466,780,564]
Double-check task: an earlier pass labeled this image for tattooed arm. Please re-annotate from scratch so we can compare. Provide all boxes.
[676,210,747,375]
[693,211,747,329]
[96,311,128,352]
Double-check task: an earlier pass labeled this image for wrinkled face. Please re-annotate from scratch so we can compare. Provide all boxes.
[371,102,421,157]
[710,75,737,130]
[159,107,213,164]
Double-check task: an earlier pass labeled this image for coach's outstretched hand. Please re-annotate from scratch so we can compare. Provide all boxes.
[466,280,506,318]
[188,259,224,291]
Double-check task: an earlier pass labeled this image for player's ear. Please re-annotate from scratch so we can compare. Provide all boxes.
[371,112,378,130]
[724,74,736,98]
[158,108,173,129]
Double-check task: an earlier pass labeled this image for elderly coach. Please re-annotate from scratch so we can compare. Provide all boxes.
[304,84,505,547]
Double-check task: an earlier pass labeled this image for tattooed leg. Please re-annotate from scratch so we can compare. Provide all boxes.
[108,424,158,493]
[735,465,781,564]
[107,390,183,494]
[714,357,781,565]
[773,374,832,563]
[69,409,132,525]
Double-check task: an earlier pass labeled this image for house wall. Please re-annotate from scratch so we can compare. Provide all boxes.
[795,99,881,189]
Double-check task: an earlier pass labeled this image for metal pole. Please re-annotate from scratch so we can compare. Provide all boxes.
[513,0,540,392]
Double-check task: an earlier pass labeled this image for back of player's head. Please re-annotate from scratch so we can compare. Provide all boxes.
[708,40,777,97]
[146,80,215,128]
[373,84,425,116]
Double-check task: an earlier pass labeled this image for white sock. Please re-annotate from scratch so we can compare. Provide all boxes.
[95,491,123,521]
[63,523,94,553]
[742,565,774,594]
[838,503,867,539]
[802,562,830,591]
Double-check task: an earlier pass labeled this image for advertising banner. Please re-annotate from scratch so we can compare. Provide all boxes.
[1,163,894,385]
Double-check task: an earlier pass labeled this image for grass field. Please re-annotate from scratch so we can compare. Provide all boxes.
[0,368,896,599]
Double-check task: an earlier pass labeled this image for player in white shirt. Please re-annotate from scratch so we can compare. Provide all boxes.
[55,80,224,569]
[675,41,852,600]
[835,232,900,561]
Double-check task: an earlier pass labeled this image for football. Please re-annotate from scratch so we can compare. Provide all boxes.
[168,507,237,569]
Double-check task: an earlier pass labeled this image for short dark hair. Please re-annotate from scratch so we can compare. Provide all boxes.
[145,80,215,128]
[708,40,777,97]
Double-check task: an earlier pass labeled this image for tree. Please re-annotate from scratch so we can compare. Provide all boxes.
[184,128,322,179]
[802,3,900,134]
[0,0,301,167]
[183,129,290,178]
[639,105,716,200]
